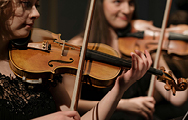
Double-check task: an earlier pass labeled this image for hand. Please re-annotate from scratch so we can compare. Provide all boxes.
[117,50,152,91]
[118,97,156,120]
[32,111,80,120]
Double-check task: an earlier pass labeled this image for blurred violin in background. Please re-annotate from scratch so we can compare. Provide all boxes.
[167,24,188,34]
[118,19,188,57]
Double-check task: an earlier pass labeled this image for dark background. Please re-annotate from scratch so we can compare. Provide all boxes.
[34,0,179,40]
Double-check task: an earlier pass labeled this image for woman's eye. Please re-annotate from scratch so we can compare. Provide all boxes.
[20,1,32,8]
[129,1,134,6]
[35,4,40,8]
[114,0,121,5]
[35,0,40,8]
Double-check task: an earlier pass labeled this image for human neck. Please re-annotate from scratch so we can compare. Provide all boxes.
[109,27,118,41]
[108,27,121,57]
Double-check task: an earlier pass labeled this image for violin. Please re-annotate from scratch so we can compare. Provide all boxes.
[167,24,188,34]
[130,19,188,35]
[130,19,161,32]
[10,41,120,88]
[9,35,188,95]
[118,20,188,56]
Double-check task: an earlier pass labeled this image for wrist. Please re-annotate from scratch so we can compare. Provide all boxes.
[110,79,125,102]
[117,99,129,111]
[114,76,132,92]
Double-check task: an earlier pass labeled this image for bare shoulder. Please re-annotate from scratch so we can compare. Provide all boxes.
[30,28,61,43]
[68,36,83,46]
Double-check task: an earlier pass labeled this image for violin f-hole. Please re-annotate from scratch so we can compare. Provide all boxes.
[48,58,74,67]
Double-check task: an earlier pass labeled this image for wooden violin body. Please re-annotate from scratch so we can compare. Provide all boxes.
[119,20,188,57]
[119,35,188,56]
[9,41,121,88]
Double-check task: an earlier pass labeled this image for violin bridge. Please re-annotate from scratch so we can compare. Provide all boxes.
[61,40,65,56]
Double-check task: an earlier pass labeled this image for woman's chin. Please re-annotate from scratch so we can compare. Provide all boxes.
[113,22,129,30]
[13,31,30,39]
[115,25,129,30]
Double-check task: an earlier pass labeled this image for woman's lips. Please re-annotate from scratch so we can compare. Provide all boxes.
[25,23,34,29]
[118,16,128,20]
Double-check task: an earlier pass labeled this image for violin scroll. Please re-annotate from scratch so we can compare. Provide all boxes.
[158,66,188,95]
[177,78,188,91]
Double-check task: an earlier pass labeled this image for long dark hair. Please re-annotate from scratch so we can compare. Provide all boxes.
[81,0,137,45]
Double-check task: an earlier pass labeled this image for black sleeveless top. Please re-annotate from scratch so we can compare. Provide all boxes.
[0,73,57,120]
[81,24,188,120]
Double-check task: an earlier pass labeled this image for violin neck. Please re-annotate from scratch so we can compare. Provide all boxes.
[125,31,188,42]
[123,31,144,38]
[169,32,188,41]
[86,49,163,76]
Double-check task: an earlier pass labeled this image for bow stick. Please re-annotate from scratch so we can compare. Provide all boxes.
[70,0,96,111]
[148,0,172,97]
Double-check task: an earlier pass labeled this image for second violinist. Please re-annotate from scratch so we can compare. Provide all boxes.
[67,0,155,120]
[66,0,188,120]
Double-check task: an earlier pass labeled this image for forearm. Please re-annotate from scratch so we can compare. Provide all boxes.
[81,78,125,120]
[78,100,99,115]
[116,99,129,111]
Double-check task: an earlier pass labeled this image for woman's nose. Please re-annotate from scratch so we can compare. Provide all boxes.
[29,6,40,20]
[121,2,131,14]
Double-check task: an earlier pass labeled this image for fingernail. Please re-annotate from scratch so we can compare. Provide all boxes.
[135,50,139,52]
[131,52,135,59]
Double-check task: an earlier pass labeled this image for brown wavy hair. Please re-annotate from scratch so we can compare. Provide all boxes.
[0,0,16,38]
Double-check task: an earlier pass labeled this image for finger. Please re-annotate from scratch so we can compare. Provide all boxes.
[143,100,155,113]
[133,51,146,72]
[143,96,156,103]
[135,50,150,72]
[141,105,153,120]
[135,50,147,63]
[121,68,129,74]
[144,50,152,69]
[62,111,80,119]
[142,99,155,120]
[139,109,149,120]
[73,115,81,120]
[131,52,137,71]
[147,97,156,104]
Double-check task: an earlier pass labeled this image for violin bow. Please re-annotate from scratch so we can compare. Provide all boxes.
[70,0,96,111]
[148,0,172,97]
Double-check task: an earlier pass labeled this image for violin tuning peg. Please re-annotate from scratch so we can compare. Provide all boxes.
[177,78,188,91]
[164,80,171,91]
[160,66,165,71]
[168,70,173,76]
[164,84,171,91]
[172,86,176,96]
